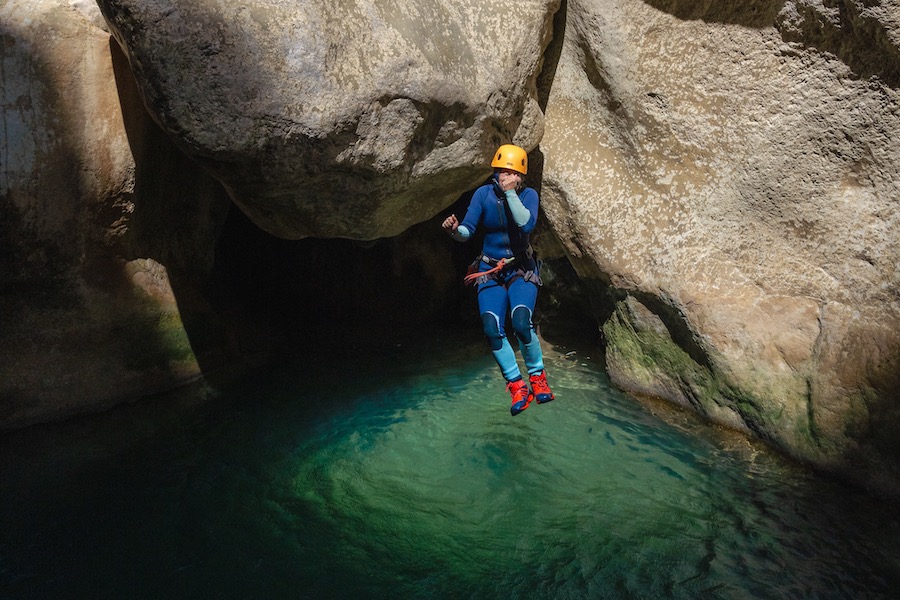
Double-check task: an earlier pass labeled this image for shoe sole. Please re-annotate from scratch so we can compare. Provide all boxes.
[510,396,533,416]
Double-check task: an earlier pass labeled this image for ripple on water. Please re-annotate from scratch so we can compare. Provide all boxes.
[1,336,899,599]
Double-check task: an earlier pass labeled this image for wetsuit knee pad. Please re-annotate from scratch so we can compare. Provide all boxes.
[511,305,533,344]
[481,312,504,351]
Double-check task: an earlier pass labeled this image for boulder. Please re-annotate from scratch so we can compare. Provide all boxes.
[95,0,561,239]
[0,0,231,427]
[539,0,900,491]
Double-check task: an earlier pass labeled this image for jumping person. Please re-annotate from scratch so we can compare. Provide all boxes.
[442,144,555,416]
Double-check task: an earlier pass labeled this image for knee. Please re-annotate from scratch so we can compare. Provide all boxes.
[511,305,533,344]
[481,312,504,351]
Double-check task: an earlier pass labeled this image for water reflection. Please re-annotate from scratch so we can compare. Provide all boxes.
[1,333,899,599]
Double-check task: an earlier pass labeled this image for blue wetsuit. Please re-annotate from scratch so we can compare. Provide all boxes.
[453,177,545,382]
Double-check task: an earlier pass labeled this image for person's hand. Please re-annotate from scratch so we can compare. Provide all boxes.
[498,171,520,192]
[442,214,459,232]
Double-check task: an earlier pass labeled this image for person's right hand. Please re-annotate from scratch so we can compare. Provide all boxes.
[442,214,459,232]
[498,171,520,192]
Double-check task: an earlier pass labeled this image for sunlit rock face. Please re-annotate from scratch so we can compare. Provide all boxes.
[95,0,560,239]
[539,0,900,489]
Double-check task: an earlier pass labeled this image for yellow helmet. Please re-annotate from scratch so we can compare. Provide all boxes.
[491,144,528,175]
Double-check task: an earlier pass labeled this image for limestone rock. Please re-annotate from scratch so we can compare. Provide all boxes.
[95,0,560,239]
[540,0,900,490]
[4,0,900,497]
[0,0,230,427]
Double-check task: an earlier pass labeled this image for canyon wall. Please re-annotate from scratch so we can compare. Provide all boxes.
[1,1,231,426]
[538,0,900,491]
[2,0,898,492]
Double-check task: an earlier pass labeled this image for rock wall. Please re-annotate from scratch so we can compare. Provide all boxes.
[0,0,231,427]
[539,0,900,491]
[2,0,899,493]
[94,0,560,239]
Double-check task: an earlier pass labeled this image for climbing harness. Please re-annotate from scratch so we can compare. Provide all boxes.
[463,253,542,287]
[464,255,515,285]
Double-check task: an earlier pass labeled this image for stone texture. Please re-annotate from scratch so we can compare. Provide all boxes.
[3,0,900,495]
[95,0,561,239]
[0,0,230,427]
[539,0,900,490]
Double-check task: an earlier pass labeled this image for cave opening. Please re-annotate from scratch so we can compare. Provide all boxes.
[203,197,606,370]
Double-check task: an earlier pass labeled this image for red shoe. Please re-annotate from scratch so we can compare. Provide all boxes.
[530,371,555,404]
[507,379,533,416]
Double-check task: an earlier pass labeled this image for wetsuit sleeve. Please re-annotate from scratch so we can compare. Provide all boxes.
[505,189,531,228]
[449,225,471,241]
[509,187,539,233]
[458,187,486,236]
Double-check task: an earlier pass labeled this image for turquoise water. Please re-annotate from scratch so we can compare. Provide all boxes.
[2,334,899,599]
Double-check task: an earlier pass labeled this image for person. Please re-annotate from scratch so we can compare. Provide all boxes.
[442,144,555,416]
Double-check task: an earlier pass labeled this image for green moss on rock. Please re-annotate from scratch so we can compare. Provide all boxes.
[111,292,197,372]
[602,297,780,439]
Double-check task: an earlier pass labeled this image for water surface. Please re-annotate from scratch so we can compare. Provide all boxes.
[2,334,899,599]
